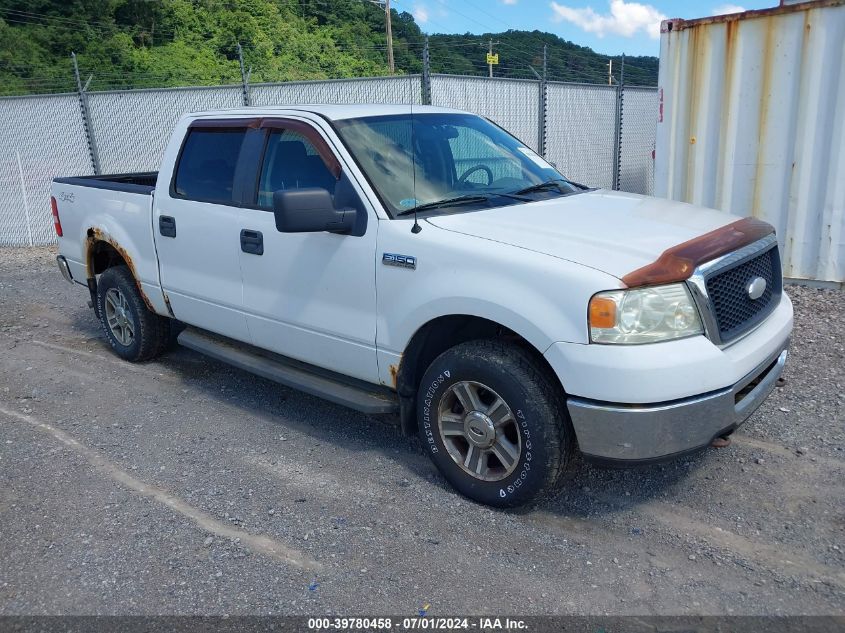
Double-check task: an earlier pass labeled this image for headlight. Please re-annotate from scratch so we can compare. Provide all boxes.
[589,283,703,344]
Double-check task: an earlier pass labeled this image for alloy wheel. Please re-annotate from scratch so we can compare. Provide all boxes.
[437,380,522,482]
[104,287,135,346]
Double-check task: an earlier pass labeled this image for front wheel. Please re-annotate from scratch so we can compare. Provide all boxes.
[416,340,575,507]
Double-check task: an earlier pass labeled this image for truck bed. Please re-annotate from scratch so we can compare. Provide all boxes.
[52,171,167,315]
[53,172,158,195]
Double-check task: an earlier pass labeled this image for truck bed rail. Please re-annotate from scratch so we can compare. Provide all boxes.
[54,172,158,195]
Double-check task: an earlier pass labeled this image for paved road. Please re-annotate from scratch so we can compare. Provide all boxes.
[1,247,843,615]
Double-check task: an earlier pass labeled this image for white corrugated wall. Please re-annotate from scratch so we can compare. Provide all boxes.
[655,0,845,283]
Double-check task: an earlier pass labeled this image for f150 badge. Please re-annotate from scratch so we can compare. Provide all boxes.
[383,253,417,270]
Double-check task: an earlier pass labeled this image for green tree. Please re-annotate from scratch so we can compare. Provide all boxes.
[0,0,657,96]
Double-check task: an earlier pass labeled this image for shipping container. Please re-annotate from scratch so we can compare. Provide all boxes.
[654,0,844,284]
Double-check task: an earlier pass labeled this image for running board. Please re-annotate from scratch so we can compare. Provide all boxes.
[177,328,399,415]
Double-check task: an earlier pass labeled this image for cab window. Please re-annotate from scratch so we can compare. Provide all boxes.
[173,129,247,203]
[257,130,337,208]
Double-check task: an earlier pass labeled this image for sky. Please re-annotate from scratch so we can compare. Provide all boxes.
[398,0,776,57]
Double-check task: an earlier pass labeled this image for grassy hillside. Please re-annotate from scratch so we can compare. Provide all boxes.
[0,0,657,96]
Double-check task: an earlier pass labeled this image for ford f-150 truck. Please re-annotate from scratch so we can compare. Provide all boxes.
[51,105,792,507]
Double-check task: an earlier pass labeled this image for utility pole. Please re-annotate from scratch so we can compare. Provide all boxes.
[607,58,613,85]
[385,0,395,74]
[482,38,500,78]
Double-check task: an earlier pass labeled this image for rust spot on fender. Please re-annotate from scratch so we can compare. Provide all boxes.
[389,363,399,389]
[85,227,154,311]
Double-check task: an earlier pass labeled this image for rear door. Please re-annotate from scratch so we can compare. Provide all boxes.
[153,120,255,342]
[236,118,380,383]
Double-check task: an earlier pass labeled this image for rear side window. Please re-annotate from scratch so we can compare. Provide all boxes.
[173,129,247,203]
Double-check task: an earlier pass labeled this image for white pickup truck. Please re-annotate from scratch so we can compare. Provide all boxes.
[52,105,792,507]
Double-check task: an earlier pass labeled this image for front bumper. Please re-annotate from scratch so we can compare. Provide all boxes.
[566,341,789,463]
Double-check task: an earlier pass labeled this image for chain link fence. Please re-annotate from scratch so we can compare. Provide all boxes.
[545,82,619,190]
[88,86,245,174]
[618,86,657,196]
[431,75,542,153]
[0,93,94,247]
[251,75,422,108]
[0,74,656,246]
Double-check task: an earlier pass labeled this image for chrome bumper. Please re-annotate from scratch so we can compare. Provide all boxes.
[56,255,73,283]
[567,342,789,463]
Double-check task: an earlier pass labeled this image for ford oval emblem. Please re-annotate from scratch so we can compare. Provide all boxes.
[746,276,767,300]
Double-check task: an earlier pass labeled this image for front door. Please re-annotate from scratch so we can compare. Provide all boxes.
[237,119,379,383]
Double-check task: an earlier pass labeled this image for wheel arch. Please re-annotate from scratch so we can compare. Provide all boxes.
[395,314,563,435]
[88,238,129,276]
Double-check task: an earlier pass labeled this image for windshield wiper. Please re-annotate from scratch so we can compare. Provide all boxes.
[395,194,491,216]
[395,191,534,216]
[513,179,575,196]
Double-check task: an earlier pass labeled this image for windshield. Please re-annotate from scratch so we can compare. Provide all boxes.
[334,113,582,217]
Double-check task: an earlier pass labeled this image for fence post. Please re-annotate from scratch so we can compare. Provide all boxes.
[237,42,252,107]
[421,36,432,105]
[15,150,33,247]
[72,52,100,175]
[538,44,547,158]
[612,54,625,191]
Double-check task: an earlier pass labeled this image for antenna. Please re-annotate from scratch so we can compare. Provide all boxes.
[410,84,422,234]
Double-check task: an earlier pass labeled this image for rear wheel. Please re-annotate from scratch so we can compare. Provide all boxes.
[416,339,574,507]
[96,266,170,362]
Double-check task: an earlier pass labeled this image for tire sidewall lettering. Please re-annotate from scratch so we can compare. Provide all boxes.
[421,373,446,454]
[498,408,536,499]
[426,384,537,500]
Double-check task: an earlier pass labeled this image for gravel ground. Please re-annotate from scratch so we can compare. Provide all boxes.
[0,246,843,616]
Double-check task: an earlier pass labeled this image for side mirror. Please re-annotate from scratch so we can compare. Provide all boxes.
[273,188,358,235]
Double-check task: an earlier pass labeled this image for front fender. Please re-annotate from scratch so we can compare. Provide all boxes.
[375,220,621,386]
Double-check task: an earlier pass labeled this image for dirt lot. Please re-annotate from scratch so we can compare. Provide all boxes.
[0,246,843,616]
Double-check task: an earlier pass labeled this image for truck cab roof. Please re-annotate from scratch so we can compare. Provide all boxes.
[186,104,468,122]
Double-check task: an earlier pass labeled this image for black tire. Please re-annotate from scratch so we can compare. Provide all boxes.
[416,339,575,508]
[96,266,171,362]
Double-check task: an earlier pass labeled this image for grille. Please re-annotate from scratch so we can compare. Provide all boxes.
[705,246,779,342]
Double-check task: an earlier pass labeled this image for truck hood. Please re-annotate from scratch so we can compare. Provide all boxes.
[425,189,740,281]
